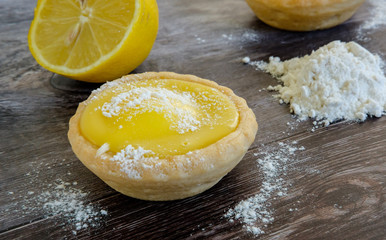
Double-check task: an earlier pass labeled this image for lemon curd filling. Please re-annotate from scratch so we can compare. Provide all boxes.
[80,79,239,156]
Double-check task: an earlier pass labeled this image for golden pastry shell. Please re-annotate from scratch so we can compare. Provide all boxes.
[245,0,366,31]
[68,72,258,201]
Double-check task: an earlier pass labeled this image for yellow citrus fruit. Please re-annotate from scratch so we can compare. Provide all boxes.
[28,0,158,82]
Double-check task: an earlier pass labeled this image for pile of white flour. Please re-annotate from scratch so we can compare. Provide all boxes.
[251,41,386,127]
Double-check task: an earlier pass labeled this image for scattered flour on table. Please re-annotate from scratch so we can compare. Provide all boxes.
[241,30,262,43]
[225,141,305,237]
[3,159,107,236]
[359,0,386,32]
[248,41,386,129]
[39,179,108,235]
[222,34,233,41]
[222,31,259,42]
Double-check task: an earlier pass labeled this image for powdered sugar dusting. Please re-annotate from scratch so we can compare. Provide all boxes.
[101,87,201,134]
[108,145,212,179]
[110,145,159,179]
[225,141,305,237]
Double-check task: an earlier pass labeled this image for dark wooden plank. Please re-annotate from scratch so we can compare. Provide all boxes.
[1,0,385,239]
[2,118,385,239]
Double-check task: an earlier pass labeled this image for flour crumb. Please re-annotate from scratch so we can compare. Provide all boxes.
[225,142,305,237]
[250,60,268,71]
[222,34,233,41]
[242,56,251,64]
[254,41,386,127]
[194,34,206,43]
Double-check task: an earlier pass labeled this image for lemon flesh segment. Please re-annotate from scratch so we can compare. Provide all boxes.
[28,0,158,82]
[80,79,240,157]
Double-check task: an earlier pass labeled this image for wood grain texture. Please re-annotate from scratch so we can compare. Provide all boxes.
[1,0,385,239]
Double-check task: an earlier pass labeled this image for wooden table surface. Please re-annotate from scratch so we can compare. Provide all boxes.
[1,0,385,239]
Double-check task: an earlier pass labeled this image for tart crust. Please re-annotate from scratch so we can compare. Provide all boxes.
[68,72,258,201]
[245,0,365,31]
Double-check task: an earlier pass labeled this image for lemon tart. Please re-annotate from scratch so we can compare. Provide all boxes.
[245,0,365,31]
[68,72,257,200]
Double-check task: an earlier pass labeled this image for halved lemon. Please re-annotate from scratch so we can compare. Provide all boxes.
[28,0,158,82]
